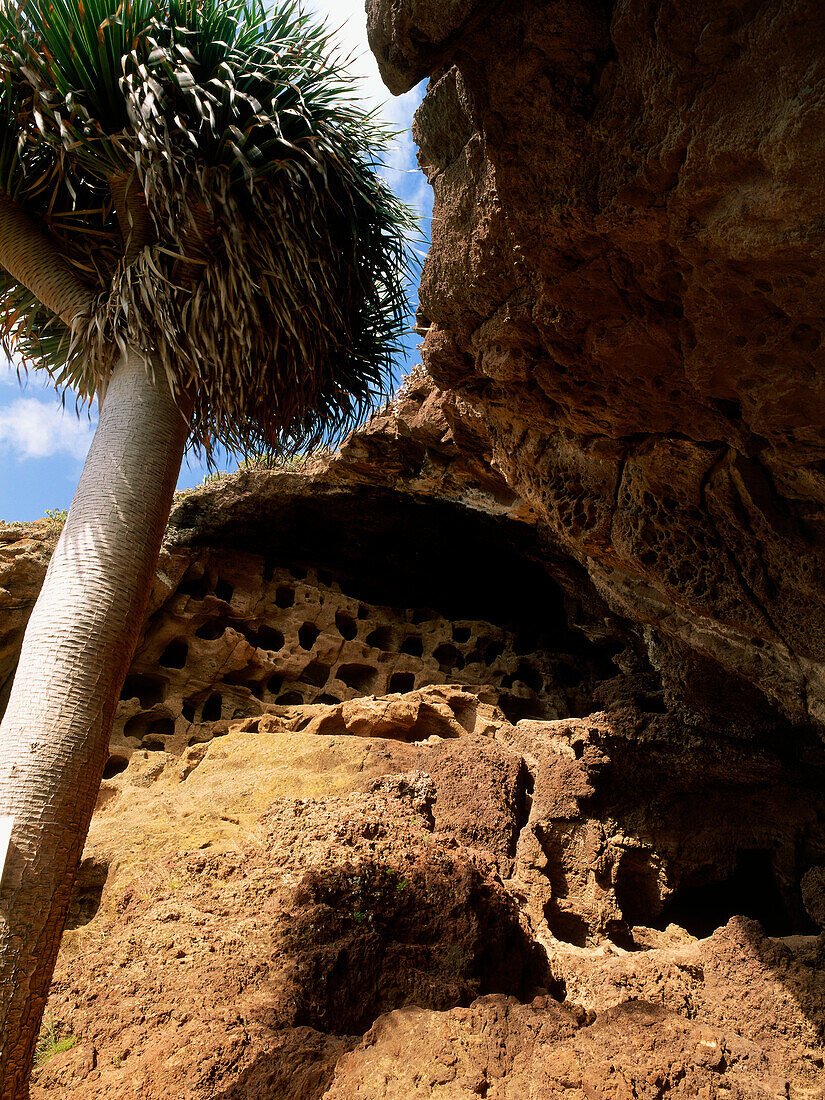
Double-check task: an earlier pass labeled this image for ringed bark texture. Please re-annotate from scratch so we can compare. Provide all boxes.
[0,350,190,1097]
[0,197,93,327]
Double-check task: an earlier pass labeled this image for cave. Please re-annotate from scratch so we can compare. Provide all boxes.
[338,664,378,692]
[172,487,591,659]
[658,851,812,939]
[614,849,663,930]
[544,901,589,948]
[434,643,464,671]
[389,672,415,693]
[248,624,285,652]
[335,611,358,640]
[298,623,320,650]
[400,635,424,657]
[102,755,128,780]
[275,585,295,608]
[214,577,234,604]
[158,639,188,670]
[120,674,167,708]
[195,620,226,641]
[65,858,109,931]
[366,625,394,651]
[300,661,331,688]
[201,694,223,723]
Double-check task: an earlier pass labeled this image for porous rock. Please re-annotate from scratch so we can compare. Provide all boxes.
[374,0,825,727]
[30,690,825,1098]
[0,521,57,713]
[325,997,792,1100]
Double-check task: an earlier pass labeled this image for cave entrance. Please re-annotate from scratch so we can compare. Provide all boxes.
[658,849,807,938]
[614,848,662,929]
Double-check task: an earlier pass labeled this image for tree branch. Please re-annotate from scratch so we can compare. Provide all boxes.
[0,195,94,327]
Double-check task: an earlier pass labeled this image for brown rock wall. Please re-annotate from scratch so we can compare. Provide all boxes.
[0,521,57,712]
[370,0,825,724]
[0,380,644,773]
[110,546,616,768]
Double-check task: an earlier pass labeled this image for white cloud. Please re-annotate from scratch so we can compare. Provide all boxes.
[303,1,432,221]
[0,396,95,461]
[304,0,393,110]
[0,354,59,393]
[0,357,21,387]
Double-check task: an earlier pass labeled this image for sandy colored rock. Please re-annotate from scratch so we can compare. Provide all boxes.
[0,520,58,712]
[11,2,825,1088]
[31,739,540,1099]
[325,995,794,1099]
[28,691,825,1098]
[366,0,482,94]
[802,866,825,930]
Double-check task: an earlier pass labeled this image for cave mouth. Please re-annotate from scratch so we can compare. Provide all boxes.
[657,850,814,939]
[171,485,596,653]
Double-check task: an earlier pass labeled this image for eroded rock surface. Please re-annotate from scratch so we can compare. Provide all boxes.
[1,379,649,775]
[369,0,825,727]
[0,521,57,713]
[8,2,825,1089]
[31,690,825,1098]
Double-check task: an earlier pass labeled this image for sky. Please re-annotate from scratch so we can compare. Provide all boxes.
[0,0,432,521]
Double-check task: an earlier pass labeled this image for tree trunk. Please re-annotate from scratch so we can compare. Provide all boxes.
[0,349,190,1097]
[108,174,153,268]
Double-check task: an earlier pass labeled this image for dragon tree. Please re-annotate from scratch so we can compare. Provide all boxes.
[0,0,411,1092]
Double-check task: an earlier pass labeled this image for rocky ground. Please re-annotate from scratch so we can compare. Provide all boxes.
[28,686,825,1098]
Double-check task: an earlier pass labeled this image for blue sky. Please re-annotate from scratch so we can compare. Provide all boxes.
[0,0,432,521]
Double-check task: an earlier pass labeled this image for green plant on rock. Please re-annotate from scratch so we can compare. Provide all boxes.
[33,1018,77,1069]
[237,447,330,472]
[0,1,412,1092]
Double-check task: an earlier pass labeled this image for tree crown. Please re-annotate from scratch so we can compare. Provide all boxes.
[0,0,414,456]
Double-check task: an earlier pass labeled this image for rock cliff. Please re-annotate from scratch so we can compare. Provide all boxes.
[5,360,825,1100]
[28,690,825,1097]
[1,375,646,772]
[368,0,825,729]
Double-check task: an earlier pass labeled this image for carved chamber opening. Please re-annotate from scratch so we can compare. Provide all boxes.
[108,488,629,763]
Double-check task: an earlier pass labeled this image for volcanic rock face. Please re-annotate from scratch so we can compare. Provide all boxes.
[105,372,654,771]
[367,0,825,727]
[30,691,825,1098]
[0,521,57,714]
[0,379,637,773]
[7,2,825,1089]
[109,540,618,767]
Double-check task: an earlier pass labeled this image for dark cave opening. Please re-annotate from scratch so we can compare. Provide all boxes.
[338,663,378,692]
[400,635,424,657]
[544,901,589,948]
[214,577,234,604]
[102,754,128,779]
[120,674,167,708]
[172,487,592,657]
[158,639,188,669]
[66,858,108,930]
[201,693,223,722]
[614,848,663,930]
[499,694,546,723]
[658,850,812,939]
